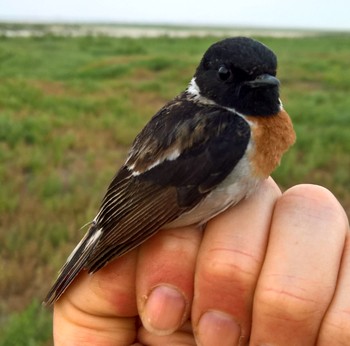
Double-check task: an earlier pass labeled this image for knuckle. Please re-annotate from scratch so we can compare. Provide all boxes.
[201,247,259,288]
[256,284,324,322]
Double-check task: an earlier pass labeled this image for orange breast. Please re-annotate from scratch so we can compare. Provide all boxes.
[246,109,296,178]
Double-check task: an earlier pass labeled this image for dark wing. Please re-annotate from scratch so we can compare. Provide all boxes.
[43,99,250,305]
[88,102,251,269]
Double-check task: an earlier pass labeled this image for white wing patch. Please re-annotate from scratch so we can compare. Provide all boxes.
[129,148,181,176]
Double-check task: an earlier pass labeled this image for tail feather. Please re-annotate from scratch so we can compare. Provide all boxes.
[43,224,102,306]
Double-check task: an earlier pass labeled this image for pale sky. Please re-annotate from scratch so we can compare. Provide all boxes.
[1,0,349,31]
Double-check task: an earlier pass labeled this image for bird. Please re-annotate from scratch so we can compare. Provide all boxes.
[44,36,295,305]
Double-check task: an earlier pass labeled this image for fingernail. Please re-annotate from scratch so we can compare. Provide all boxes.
[196,310,241,346]
[141,285,187,335]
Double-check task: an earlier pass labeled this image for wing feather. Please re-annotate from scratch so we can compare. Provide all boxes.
[86,183,182,272]
[43,223,102,305]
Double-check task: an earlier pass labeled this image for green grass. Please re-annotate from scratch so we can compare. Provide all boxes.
[0,29,349,345]
[0,301,52,346]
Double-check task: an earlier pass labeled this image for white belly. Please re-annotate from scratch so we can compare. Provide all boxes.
[164,152,262,229]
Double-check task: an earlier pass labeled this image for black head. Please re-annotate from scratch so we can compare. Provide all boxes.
[192,37,281,116]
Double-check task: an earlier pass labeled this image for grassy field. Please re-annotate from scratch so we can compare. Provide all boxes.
[0,30,349,345]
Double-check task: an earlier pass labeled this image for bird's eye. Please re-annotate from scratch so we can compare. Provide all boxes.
[218,66,231,81]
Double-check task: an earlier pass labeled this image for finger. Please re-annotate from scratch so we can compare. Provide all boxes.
[137,320,196,345]
[54,249,139,346]
[136,226,202,335]
[318,221,350,344]
[192,178,281,346]
[251,185,348,345]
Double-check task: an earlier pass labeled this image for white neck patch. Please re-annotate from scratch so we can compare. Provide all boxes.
[187,77,201,97]
[186,78,216,106]
[187,78,247,118]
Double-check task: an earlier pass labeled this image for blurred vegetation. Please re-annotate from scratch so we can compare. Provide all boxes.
[0,30,349,345]
[0,301,52,346]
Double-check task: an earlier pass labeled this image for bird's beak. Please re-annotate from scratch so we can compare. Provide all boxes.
[245,74,280,88]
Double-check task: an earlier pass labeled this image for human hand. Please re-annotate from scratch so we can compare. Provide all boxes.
[53,178,350,345]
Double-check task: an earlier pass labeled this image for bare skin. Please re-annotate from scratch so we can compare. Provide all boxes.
[53,178,350,345]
